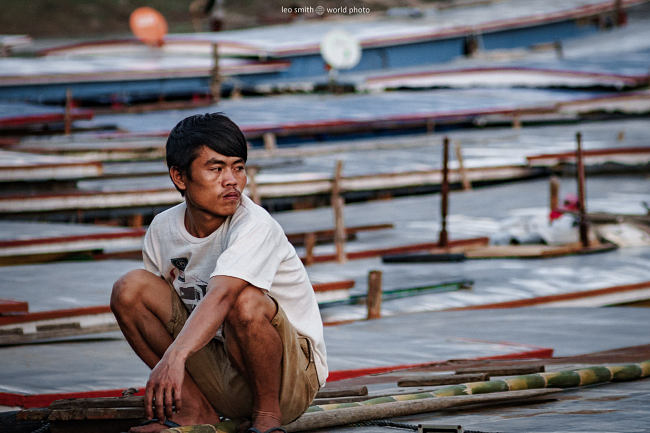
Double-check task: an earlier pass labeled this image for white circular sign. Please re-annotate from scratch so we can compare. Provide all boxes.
[320,29,361,70]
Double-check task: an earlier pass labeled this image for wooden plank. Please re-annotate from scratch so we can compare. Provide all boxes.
[0,323,119,345]
[462,242,616,259]
[526,146,650,167]
[286,223,394,246]
[315,386,368,399]
[303,236,489,264]
[0,306,111,326]
[398,373,489,387]
[312,280,355,293]
[16,408,50,422]
[447,280,650,311]
[455,365,545,376]
[0,299,29,314]
[49,396,144,410]
[464,244,577,258]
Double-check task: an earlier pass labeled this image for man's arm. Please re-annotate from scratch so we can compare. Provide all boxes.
[144,275,248,421]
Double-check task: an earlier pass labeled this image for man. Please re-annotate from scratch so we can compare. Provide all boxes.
[111,113,327,433]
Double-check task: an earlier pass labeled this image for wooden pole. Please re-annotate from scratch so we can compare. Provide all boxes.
[128,213,144,228]
[284,389,561,432]
[575,132,590,248]
[549,175,559,219]
[64,88,72,135]
[615,0,626,26]
[304,232,316,266]
[246,166,261,205]
[366,270,382,320]
[398,373,489,387]
[426,118,435,134]
[439,137,449,247]
[210,43,221,104]
[263,132,277,152]
[454,141,471,190]
[332,160,346,263]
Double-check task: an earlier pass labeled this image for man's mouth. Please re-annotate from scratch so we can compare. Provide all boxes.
[223,191,241,200]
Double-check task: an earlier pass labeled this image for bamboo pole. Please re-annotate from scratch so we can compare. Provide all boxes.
[575,132,590,247]
[439,137,450,247]
[454,141,471,190]
[331,160,346,263]
[285,389,560,432]
[159,361,650,433]
[366,270,382,320]
[306,360,650,413]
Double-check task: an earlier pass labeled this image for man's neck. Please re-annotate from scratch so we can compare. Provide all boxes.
[184,205,227,238]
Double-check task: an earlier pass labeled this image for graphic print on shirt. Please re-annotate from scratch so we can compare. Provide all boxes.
[170,257,208,312]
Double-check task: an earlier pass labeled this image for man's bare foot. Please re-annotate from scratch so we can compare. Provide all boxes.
[250,410,282,433]
[129,419,177,433]
[129,411,221,433]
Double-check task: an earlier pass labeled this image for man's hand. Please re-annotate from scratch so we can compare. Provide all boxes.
[144,350,186,421]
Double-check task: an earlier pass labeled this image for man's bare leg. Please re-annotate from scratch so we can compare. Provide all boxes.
[111,270,220,432]
[225,286,283,432]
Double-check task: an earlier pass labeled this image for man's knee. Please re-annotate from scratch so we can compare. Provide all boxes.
[110,269,151,314]
[226,286,276,330]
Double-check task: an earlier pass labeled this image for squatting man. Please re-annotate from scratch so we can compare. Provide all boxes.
[111,113,328,433]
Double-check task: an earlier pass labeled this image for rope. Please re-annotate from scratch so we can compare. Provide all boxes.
[351,420,417,430]
[350,419,521,433]
[30,422,50,433]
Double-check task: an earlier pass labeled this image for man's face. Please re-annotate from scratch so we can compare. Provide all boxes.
[174,146,247,218]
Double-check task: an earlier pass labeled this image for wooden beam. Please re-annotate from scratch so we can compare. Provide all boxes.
[398,373,489,387]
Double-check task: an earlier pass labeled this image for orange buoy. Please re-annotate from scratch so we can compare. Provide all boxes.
[129,7,168,47]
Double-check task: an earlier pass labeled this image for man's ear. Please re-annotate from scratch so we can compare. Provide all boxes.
[169,166,187,193]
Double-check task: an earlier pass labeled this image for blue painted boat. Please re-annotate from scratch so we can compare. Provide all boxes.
[0,0,645,104]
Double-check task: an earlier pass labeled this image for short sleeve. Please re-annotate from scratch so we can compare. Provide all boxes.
[211,221,286,290]
[142,227,161,276]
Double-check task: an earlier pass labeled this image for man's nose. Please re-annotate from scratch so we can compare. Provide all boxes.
[222,167,237,185]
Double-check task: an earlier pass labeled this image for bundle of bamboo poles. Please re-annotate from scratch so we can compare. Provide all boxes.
[160,361,650,433]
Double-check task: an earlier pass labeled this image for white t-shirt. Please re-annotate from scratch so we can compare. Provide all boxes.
[143,195,328,386]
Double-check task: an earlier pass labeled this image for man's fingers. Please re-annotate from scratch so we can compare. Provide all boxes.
[155,386,166,421]
[144,385,154,419]
[164,387,174,419]
[173,386,182,414]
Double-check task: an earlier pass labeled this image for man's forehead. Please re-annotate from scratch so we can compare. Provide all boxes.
[195,146,244,164]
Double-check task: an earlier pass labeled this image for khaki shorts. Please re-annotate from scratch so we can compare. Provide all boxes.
[165,285,320,424]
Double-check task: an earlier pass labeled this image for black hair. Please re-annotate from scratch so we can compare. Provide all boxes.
[166,113,247,193]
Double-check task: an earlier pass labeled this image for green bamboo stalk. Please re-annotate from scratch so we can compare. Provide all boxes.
[306,360,650,413]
